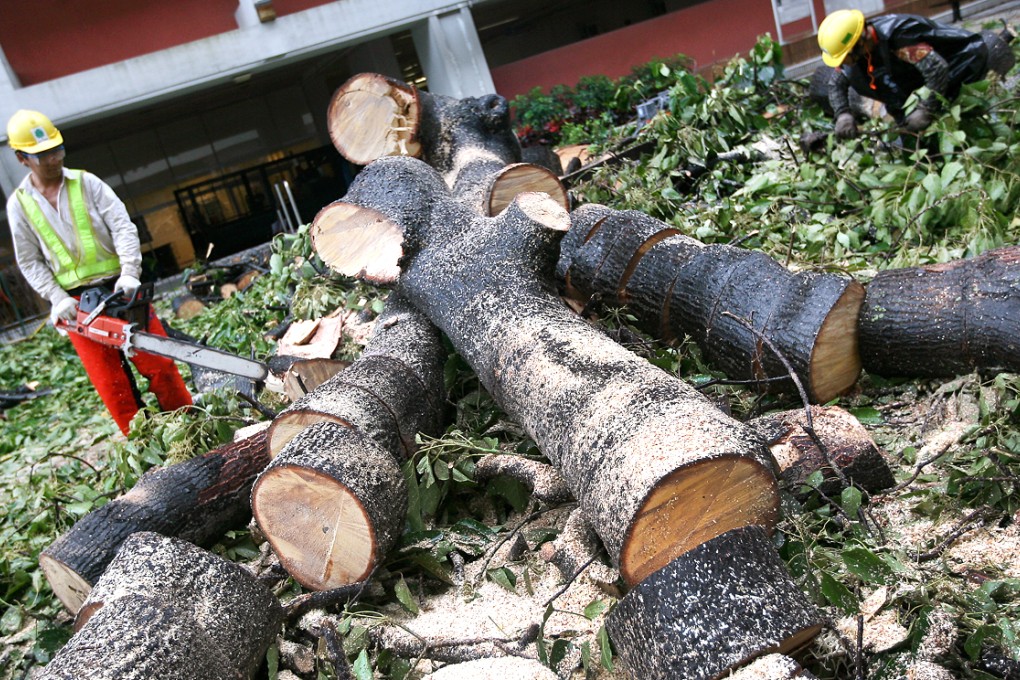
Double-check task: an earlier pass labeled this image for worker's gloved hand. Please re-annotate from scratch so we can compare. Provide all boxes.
[114,274,141,298]
[834,113,859,139]
[50,296,78,333]
[904,106,933,133]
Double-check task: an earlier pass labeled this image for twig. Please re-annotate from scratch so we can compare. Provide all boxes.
[917,507,996,563]
[855,614,865,680]
[236,391,277,419]
[322,621,354,680]
[543,554,599,608]
[879,443,955,495]
[283,579,370,622]
[474,504,568,586]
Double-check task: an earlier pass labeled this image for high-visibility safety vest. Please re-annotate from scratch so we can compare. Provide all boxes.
[16,169,121,289]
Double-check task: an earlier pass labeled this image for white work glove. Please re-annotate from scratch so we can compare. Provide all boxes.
[114,274,141,298]
[50,296,79,333]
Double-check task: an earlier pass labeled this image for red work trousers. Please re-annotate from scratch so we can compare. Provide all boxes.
[67,305,192,435]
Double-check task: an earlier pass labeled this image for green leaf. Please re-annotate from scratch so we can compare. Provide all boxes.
[840,486,863,518]
[394,577,419,614]
[820,571,857,613]
[352,649,373,680]
[597,625,615,671]
[842,546,892,584]
[487,566,517,592]
[583,598,611,620]
[849,407,883,425]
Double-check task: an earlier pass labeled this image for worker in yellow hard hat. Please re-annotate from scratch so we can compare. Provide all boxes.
[816,10,1011,139]
[5,109,191,435]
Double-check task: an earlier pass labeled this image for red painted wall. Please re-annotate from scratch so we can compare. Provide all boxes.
[272,0,335,16]
[0,0,238,85]
[491,0,776,100]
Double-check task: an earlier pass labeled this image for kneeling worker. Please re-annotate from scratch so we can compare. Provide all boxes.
[5,109,192,435]
[817,9,1013,138]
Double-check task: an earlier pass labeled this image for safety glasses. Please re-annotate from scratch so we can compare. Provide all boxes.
[23,145,65,163]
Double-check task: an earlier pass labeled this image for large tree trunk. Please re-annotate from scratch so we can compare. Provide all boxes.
[859,246,1020,377]
[252,421,408,590]
[40,429,270,614]
[606,525,824,680]
[310,156,779,587]
[558,204,865,403]
[267,292,447,460]
[44,532,282,679]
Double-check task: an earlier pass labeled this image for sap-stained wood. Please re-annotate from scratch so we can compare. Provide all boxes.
[312,156,779,587]
[559,204,864,403]
[252,421,407,590]
[282,357,350,401]
[750,405,895,498]
[39,430,270,614]
[607,525,824,680]
[859,245,1020,377]
[42,532,281,679]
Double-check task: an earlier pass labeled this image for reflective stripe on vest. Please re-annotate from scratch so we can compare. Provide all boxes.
[16,169,120,289]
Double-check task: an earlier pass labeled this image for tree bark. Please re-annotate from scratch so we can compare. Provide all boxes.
[606,525,824,680]
[40,594,243,680]
[40,430,270,614]
[560,204,865,403]
[311,156,779,587]
[859,246,1020,377]
[268,292,447,460]
[252,421,408,590]
[749,405,895,498]
[68,532,282,679]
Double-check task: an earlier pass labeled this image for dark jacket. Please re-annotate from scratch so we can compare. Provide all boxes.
[833,14,988,117]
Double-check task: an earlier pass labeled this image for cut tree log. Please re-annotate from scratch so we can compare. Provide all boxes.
[40,430,270,614]
[325,72,567,216]
[171,293,205,320]
[559,204,865,403]
[282,357,350,401]
[252,421,407,590]
[473,454,574,505]
[66,532,282,679]
[311,156,779,586]
[267,292,447,460]
[422,657,557,680]
[327,73,422,164]
[606,524,824,680]
[729,654,819,679]
[40,594,242,680]
[858,245,1020,377]
[749,405,895,498]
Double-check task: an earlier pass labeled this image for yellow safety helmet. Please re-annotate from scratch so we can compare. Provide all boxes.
[818,9,865,67]
[6,109,63,153]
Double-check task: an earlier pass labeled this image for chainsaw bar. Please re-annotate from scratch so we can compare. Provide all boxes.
[126,328,269,382]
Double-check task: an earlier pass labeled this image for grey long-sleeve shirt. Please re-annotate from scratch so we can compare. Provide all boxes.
[6,167,142,305]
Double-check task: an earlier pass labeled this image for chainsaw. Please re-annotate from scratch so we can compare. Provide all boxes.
[54,284,268,382]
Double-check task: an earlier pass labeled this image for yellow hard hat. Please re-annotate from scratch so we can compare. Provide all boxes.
[6,109,63,153]
[818,9,865,67]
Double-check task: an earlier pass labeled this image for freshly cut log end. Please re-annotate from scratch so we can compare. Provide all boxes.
[283,358,350,401]
[750,405,895,497]
[38,558,92,615]
[312,201,404,284]
[327,73,422,165]
[268,412,351,458]
[607,525,824,680]
[807,279,865,402]
[487,163,569,216]
[620,455,779,586]
[252,421,407,590]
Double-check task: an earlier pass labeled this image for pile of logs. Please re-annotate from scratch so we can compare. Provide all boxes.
[35,72,1020,679]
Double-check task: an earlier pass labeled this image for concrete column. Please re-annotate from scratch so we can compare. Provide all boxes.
[411,6,495,98]
[348,37,404,81]
[0,43,22,198]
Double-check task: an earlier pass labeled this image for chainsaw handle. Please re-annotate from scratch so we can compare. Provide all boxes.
[81,289,124,326]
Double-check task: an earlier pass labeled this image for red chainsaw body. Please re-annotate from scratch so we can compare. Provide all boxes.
[58,312,133,350]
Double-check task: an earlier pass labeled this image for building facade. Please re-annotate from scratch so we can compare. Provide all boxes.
[0,0,955,326]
